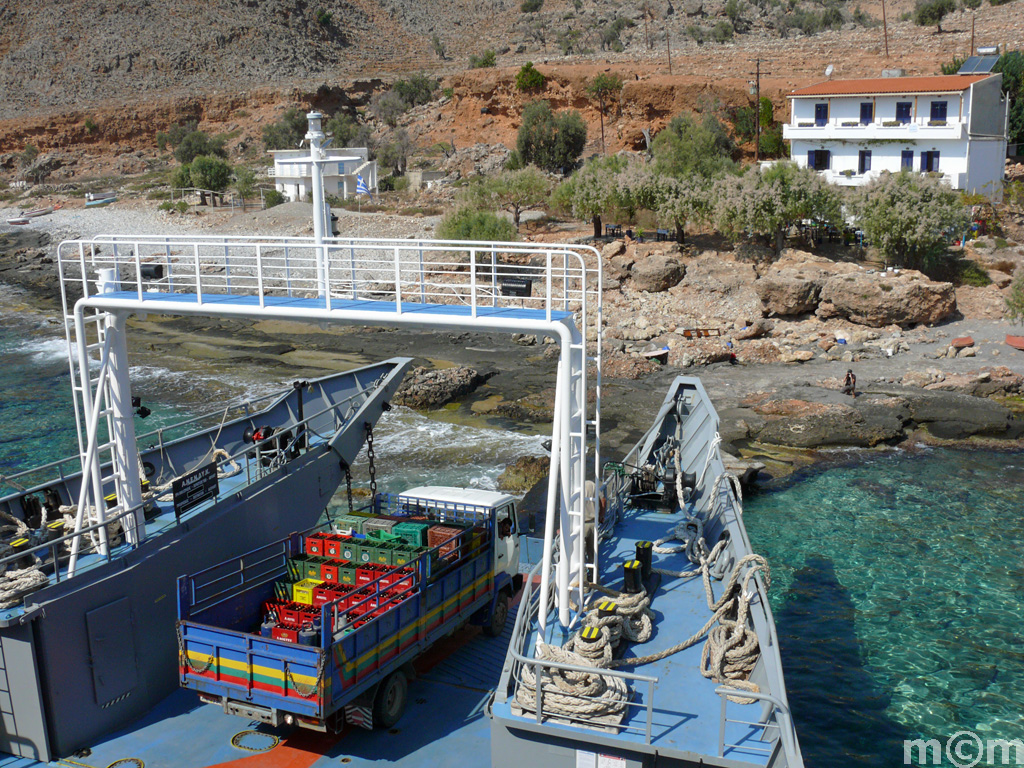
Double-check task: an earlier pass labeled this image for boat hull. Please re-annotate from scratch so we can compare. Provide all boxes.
[1007,335,1024,351]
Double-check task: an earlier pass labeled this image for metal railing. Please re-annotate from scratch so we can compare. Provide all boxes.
[0,380,381,599]
[59,235,599,324]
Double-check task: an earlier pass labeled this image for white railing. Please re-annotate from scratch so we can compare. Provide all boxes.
[57,235,600,324]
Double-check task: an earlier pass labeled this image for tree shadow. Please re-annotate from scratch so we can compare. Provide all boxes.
[775,555,913,766]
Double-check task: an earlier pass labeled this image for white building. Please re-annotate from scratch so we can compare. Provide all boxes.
[783,73,1009,199]
[268,148,377,202]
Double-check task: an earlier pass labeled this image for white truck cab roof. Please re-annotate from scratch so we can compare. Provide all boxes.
[397,486,516,510]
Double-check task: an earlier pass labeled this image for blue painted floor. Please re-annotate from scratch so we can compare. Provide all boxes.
[0,608,516,768]
[492,505,776,765]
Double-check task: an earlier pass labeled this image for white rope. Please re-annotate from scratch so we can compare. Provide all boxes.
[0,560,48,609]
[515,642,630,720]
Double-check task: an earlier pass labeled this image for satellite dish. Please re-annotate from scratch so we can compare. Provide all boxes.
[825,64,835,79]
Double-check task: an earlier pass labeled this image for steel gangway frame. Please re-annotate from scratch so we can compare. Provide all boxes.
[56,232,605,626]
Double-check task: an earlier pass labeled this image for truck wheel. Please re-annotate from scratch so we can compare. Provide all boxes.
[484,593,509,637]
[373,669,408,729]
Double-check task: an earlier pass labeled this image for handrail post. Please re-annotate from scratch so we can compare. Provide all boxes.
[470,249,477,317]
[194,244,202,304]
[393,246,402,313]
[418,247,425,304]
[284,246,292,297]
[256,244,264,308]
[491,247,497,307]
[133,242,143,300]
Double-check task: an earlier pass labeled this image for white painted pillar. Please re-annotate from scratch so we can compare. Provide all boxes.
[306,112,327,298]
[105,312,145,544]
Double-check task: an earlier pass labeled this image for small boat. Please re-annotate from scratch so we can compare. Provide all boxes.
[1007,335,1024,351]
[85,191,116,202]
[85,196,116,207]
[951,336,974,349]
[20,207,54,218]
[6,217,30,225]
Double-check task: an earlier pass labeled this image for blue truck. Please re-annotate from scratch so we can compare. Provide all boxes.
[176,487,523,731]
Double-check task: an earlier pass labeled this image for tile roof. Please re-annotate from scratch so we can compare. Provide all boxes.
[788,74,993,97]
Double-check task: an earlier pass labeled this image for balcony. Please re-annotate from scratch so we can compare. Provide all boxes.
[784,119,965,141]
[816,169,966,189]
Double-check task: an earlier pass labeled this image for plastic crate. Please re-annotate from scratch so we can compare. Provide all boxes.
[302,556,330,580]
[355,563,389,586]
[335,516,365,536]
[366,528,402,543]
[372,541,397,566]
[274,579,297,601]
[381,567,415,590]
[391,545,422,567]
[363,517,397,537]
[428,524,466,561]
[292,578,324,605]
[338,537,362,563]
[355,544,376,564]
[275,601,318,628]
[320,561,340,583]
[393,521,430,548]
[304,533,328,557]
[272,625,300,643]
[286,557,307,582]
[321,533,347,559]
[312,583,354,609]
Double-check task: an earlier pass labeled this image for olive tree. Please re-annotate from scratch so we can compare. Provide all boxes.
[716,161,841,253]
[651,113,736,179]
[849,171,968,271]
[913,0,954,33]
[463,167,552,231]
[190,155,233,206]
[553,156,626,238]
[516,101,587,174]
[656,175,716,243]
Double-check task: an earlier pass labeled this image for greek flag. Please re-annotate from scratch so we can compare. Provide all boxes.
[356,173,370,196]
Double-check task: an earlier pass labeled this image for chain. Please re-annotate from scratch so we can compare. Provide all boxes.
[345,464,354,514]
[176,621,214,674]
[365,422,377,498]
[285,651,325,699]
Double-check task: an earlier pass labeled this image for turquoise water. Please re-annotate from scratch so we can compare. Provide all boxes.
[744,449,1024,767]
[3,286,1023,765]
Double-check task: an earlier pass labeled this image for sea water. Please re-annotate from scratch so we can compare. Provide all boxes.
[3,291,1022,765]
[744,449,1024,767]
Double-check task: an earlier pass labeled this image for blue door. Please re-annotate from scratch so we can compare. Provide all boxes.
[930,101,948,122]
[896,102,912,124]
[815,103,829,126]
[901,150,914,171]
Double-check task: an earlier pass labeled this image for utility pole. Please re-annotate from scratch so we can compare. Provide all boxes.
[748,59,772,163]
[644,2,651,50]
[970,13,975,56]
[666,29,672,75]
[882,0,889,58]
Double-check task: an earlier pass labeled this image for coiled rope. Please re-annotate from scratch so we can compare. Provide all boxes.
[563,586,654,667]
[515,642,630,720]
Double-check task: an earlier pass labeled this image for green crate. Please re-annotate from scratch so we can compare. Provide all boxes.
[391,544,423,567]
[355,544,375,564]
[393,521,430,547]
[340,539,361,562]
[373,541,397,566]
[303,556,329,580]
[286,557,307,582]
[336,516,365,535]
[367,528,401,543]
[274,579,296,601]
[338,564,357,585]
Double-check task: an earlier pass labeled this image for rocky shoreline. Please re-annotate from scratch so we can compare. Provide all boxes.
[3,211,1024,487]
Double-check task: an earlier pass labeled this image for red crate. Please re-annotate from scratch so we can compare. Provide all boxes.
[381,567,415,590]
[312,584,354,609]
[428,524,465,560]
[277,601,318,628]
[263,600,288,624]
[272,625,300,643]
[356,563,389,586]
[322,534,347,560]
[320,562,339,583]
[304,532,328,557]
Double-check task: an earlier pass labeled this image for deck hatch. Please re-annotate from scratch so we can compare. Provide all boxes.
[86,598,138,706]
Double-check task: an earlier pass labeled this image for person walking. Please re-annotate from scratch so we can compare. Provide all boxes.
[841,369,856,396]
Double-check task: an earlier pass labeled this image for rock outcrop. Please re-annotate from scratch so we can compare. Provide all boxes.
[816,271,956,327]
[393,366,487,409]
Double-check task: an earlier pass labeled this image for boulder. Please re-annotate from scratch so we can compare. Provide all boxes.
[755,249,857,316]
[631,253,685,292]
[393,366,487,409]
[497,456,549,493]
[749,393,909,448]
[602,240,626,259]
[817,270,956,327]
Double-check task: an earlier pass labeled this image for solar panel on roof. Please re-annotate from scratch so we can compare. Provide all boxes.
[958,56,999,74]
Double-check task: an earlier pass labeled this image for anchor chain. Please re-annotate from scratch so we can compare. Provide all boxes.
[365,423,377,498]
[176,621,214,674]
[345,464,354,515]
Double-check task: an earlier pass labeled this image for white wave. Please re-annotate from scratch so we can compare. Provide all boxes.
[14,336,71,364]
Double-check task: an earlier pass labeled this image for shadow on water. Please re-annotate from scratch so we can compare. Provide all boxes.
[776,555,912,766]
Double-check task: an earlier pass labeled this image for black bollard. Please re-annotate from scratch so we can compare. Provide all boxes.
[635,541,653,579]
[597,600,618,617]
[623,560,643,594]
[581,626,601,643]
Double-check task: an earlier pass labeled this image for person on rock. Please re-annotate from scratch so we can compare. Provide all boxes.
[841,369,856,397]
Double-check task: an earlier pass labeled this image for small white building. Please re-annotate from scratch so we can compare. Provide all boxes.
[783,73,1009,199]
[268,147,377,202]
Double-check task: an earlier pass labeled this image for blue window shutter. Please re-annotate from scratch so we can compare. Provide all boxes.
[807,150,815,169]
[824,150,831,169]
